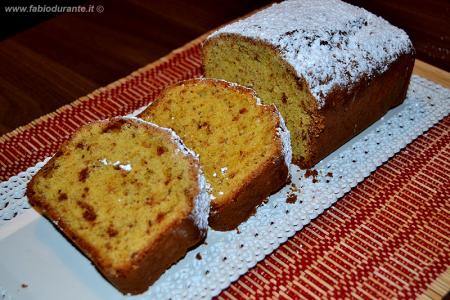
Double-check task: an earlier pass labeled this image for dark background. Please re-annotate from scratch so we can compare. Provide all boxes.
[0,0,449,135]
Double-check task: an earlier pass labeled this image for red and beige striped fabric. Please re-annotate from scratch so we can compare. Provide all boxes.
[0,39,449,299]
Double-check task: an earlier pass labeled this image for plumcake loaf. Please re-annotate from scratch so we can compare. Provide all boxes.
[203,0,415,168]
[27,117,209,295]
[139,79,291,231]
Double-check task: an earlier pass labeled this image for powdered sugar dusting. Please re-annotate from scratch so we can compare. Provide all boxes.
[191,168,210,232]
[119,163,132,172]
[97,158,132,172]
[209,0,413,108]
[275,109,292,170]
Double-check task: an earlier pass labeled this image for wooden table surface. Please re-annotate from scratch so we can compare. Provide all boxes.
[0,0,449,136]
[413,60,450,88]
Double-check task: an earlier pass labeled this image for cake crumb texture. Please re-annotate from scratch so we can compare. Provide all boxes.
[139,79,290,230]
[27,117,207,294]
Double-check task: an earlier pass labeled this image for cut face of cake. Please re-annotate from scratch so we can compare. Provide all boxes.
[139,79,291,231]
[27,117,209,295]
[203,0,415,168]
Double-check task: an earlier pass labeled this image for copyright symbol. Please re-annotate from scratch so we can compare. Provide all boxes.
[96,5,104,13]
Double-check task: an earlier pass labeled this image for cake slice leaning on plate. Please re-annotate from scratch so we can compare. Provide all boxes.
[27,117,209,295]
[139,79,291,231]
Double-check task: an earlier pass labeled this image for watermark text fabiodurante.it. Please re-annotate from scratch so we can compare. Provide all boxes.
[4,4,104,14]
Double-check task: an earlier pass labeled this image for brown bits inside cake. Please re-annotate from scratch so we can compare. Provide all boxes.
[326,172,333,177]
[77,201,97,222]
[79,167,89,183]
[197,122,212,134]
[164,175,172,186]
[102,119,127,133]
[301,131,307,141]
[239,108,248,114]
[156,212,166,223]
[196,253,202,260]
[145,197,155,206]
[106,184,117,194]
[286,194,297,204]
[75,142,85,149]
[157,146,166,156]
[58,192,68,201]
[183,188,193,198]
[107,225,119,237]
[197,122,207,129]
[81,187,89,198]
[281,93,288,104]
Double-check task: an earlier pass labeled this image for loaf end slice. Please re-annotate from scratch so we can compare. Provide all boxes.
[27,117,209,294]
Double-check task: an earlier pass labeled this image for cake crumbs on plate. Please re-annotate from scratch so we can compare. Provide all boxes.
[290,183,299,192]
[304,169,318,178]
[286,193,297,204]
[305,169,319,183]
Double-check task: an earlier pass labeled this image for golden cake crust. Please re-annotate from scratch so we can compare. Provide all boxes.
[208,150,289,230]
[303,53,415,167]
[27,118,207,294]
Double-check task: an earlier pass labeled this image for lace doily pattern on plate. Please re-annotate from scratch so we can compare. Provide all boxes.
[0,158,51,225]
[0,75,449,299]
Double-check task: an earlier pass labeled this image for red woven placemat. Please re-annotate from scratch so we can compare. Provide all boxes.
[1,37,449,299]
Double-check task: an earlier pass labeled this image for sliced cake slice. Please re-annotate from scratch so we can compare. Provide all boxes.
[27,117,209,295]
[139,79,291,231]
